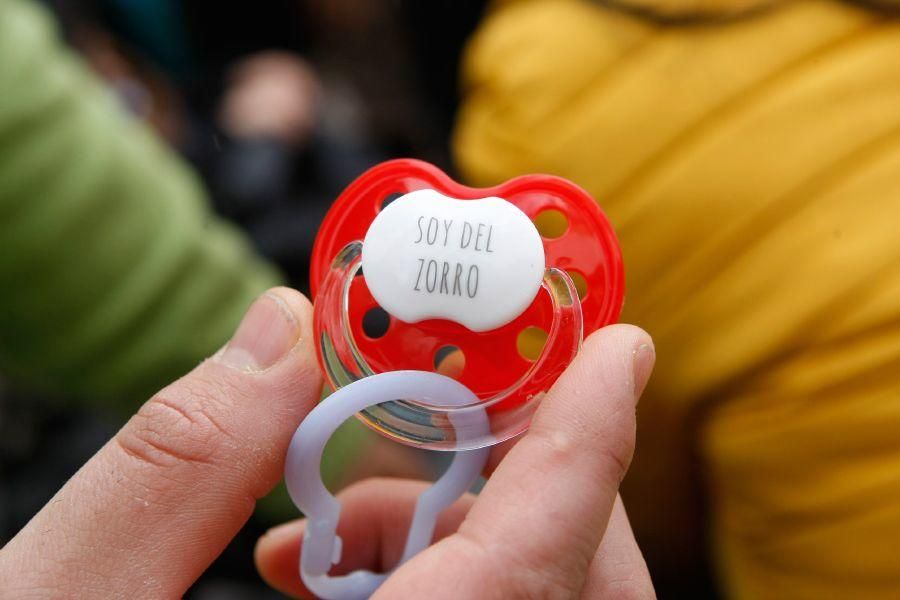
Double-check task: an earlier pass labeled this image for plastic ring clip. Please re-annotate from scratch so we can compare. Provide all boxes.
[284,371,490,600]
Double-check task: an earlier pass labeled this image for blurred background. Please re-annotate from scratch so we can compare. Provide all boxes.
[0,0,487,597]
[3,0,900,598]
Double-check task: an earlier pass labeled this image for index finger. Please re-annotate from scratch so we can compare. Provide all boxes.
[462,325,653,591]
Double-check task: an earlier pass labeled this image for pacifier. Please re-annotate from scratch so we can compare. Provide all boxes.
[284,159,624,599]
[310,159,624,450]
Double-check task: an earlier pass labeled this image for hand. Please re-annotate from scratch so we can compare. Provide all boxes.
[0,287,656,599]
[257,311,656,597]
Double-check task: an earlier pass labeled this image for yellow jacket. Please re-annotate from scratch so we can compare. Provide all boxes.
[454,0,900,597]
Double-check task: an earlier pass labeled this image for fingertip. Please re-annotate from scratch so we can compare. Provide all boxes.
[214,286,314,372]
[266,288,323,389]
[581,324,655,402]
[256,519,305,565]
[255,520,306,598]
[582,323,652,358]
[265,286,314,321]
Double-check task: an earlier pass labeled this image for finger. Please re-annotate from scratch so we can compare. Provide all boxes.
[0,288,322,598]
[255,478,476,598]
[380,324,654,598]
[483,437,517,476]
[582,495,655,599]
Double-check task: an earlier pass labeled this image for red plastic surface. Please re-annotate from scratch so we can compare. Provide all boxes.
[310,159,624,400]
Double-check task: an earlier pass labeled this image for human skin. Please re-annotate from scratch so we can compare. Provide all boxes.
[0,287,656,599]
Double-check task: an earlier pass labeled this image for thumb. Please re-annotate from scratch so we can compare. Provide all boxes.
[0,287,322,598]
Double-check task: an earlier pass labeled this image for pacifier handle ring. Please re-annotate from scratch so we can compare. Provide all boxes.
[284,371,490,600]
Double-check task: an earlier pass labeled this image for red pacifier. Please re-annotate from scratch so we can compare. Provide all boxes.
[287,160,624,597]
[310,159,624,450]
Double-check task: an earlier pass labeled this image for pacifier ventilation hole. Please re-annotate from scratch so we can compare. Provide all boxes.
[362,306,391,339]
[517,326,549,362]
[533,209,569,239]
[567,270,589,300]
[434,345,465,379]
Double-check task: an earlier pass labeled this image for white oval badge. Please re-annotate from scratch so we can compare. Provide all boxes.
[361,189,545,332]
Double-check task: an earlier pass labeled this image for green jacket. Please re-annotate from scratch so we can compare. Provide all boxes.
[0,0,281,406]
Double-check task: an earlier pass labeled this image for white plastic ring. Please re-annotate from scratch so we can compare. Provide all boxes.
[284,371,491,600]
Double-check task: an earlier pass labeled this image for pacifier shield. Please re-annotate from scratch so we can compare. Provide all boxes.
[310,159,623,445]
